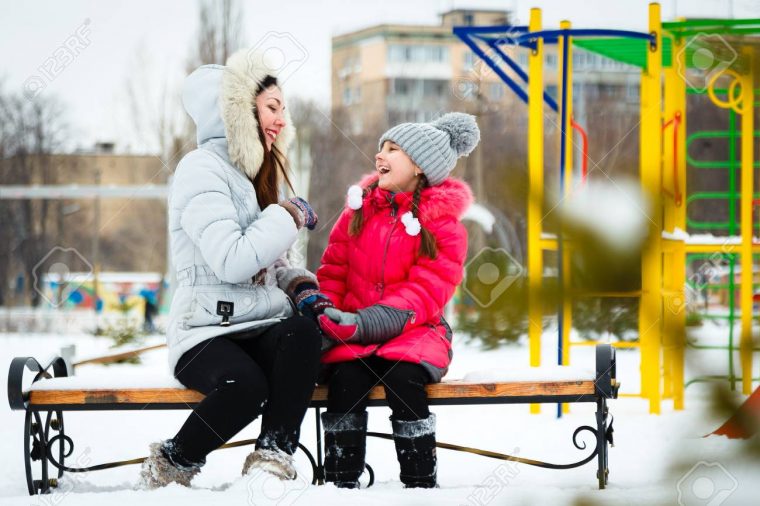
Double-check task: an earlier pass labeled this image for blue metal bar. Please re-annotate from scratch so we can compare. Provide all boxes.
[458,26,655,46]
[556,27,571,419]
[456,31,529,105]
[485,40,560,113]
[457,26,534,50]
[475,34,529,46]
[512,28,654,44]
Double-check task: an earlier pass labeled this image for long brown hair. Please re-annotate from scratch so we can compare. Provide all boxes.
[251,75,294,207]
[349,175,438,259]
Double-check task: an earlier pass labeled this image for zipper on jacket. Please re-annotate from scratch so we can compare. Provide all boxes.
[378,202,399,297]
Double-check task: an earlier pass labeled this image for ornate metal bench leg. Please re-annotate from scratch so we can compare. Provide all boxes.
[25,410,52,494]
[23,409,68,495]
[595,398,609,489]
[364,464,375,488]
[11,356,71,495]
[314,406,324,485]
[45,410,66,486]
[23,410,37,495]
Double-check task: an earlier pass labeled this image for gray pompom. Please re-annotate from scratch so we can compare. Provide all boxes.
[432,112,480,156]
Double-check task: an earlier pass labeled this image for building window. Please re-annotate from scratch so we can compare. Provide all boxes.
[393,79,411,95]
[626,82,639,102]
[489,82,504,101]
[351,114,363,135]
[464,51,476,71]
[338,56,360,78]
[463,13,474,25]
[423,79,446,96]
[388,44,449,63]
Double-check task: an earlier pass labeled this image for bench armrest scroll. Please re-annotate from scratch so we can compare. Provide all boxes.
[7,356,69,411]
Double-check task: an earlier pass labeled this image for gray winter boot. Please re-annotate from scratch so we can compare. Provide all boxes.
[322,411,368,489]
[391,413,438,488]
[138,441,201,489]
[242,448,297,480]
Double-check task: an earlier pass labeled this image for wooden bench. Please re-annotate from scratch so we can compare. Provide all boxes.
[8,344,618,495]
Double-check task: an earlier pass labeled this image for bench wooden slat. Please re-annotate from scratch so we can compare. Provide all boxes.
[27,380,596,407]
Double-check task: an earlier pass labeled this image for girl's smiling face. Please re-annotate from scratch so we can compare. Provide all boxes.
[375,141,420,193]
[255,85,286,151]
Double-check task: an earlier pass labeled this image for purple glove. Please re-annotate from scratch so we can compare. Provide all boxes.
[278,197,318,230]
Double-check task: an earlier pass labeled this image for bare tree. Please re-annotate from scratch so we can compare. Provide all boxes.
[187,0,244,70]
[305,105,378,271]
[0,87,69,306]
[124,44,190,162]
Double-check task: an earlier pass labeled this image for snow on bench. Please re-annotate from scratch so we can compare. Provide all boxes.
[25,368,601,409]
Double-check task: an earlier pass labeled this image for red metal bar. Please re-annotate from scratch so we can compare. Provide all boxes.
[571,118,588,182]
[662,111,682,206]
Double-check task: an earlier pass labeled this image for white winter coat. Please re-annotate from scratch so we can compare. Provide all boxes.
[166,51,314,371]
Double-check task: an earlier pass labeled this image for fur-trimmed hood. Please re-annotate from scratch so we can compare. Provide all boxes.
[350,173,473,225]
[182,49,295,179]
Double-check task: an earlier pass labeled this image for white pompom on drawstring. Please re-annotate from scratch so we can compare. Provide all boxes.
[347,185,364,210]
[401,211,421,236]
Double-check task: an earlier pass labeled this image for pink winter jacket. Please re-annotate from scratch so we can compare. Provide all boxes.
[316,174,472,382]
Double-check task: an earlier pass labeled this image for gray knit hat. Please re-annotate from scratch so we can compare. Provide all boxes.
[378,112,480,186]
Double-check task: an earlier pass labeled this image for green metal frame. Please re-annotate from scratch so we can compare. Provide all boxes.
[684,84,760,391]
[574,18,760,70]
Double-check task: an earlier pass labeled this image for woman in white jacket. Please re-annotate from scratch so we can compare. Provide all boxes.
[140,49,332,489]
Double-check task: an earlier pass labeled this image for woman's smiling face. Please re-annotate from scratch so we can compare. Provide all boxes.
[255,85,286,151]
[375,141,420,193]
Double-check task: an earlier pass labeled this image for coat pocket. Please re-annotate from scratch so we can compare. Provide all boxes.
[184,288,263,328]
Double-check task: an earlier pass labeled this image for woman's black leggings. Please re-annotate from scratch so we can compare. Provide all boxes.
[171,315,322,465]
[326,355,431,421]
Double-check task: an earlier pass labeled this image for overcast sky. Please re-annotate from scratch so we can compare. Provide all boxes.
[1,0,757,153]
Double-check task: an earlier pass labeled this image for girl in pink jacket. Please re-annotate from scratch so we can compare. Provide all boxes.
[314,113,480,489]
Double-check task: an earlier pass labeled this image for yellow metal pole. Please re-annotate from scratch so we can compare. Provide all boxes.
[672,239,686,409]
[558,19,573,415]
[528,7,544,414]
[639,2,663,414]
[740,48,755,395]
[662,63,676,401]
[663,67,677,235]
[672,34,687,410]
[662,37,686,409]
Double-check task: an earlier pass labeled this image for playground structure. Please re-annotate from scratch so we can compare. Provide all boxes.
[455,3,760,414]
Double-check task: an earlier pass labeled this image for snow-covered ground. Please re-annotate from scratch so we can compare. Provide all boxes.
[1,320,759,505]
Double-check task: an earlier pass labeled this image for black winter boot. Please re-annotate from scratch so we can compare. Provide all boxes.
[321,411,368,488]
[391,413,438,488]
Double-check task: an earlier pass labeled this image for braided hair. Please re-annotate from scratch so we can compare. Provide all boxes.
[349,175,438,259]
[412,175,438,259]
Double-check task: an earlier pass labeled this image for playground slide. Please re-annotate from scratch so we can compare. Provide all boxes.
[709,386,760,439]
